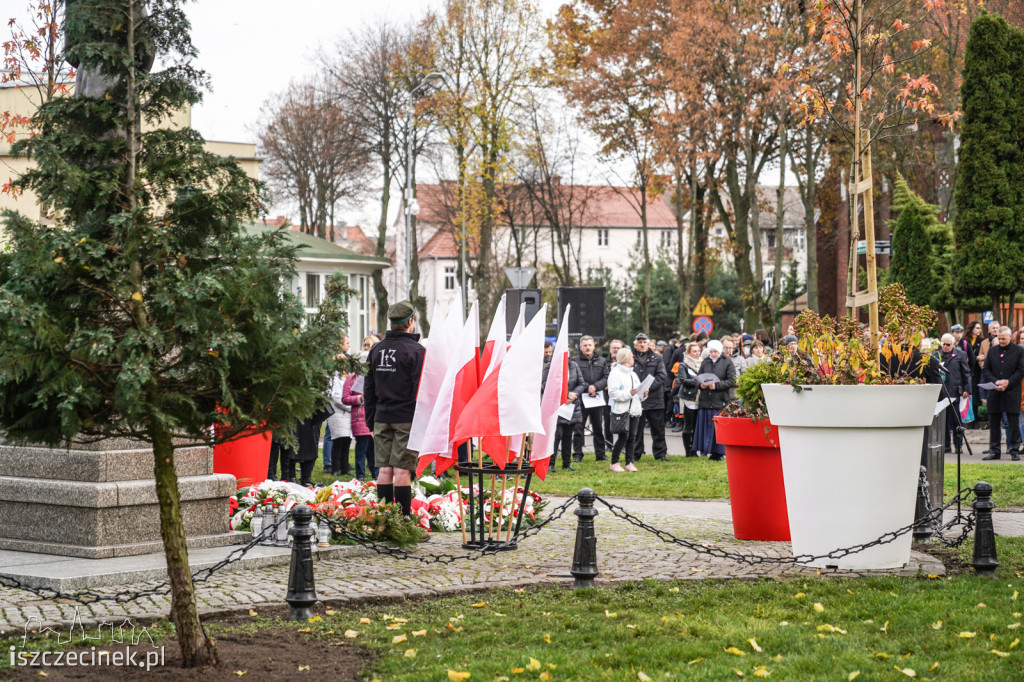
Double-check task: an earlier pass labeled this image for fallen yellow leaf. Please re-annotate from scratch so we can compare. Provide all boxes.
[298,665,310,671]
[248,609,258,617]
[794,592,805,599]
[670,587,680,592]
[539,672,552,681]
[386,624,402,630]
[1013,590,1019,601]
[688,658,704,665]
[874,653,890,659]
[929,663,939,671]
[447,671,471,681]
[724,646,746,656]
[296,628,311,633]
[510,668,524,674]
[233,672,247,677]
[605,610,617,618]
[848,672,860,681]
[344,630,359,638]
[990,650,1009,658]
[325,609,336,616]
[495,613,506,617]
[749,638,763,652]
[472,602,488,608]
[958,632,976,638]
[753,667,771,678]
[816,624,847,634]
[527,657,541,671]
[131,291,143,302]
[446,622,463,632]
[1008,623,1021,629]
[931,620,943,630]
[734,670,745,678]
[894,666,916,678]
[977,603,987,609]
[405,649,417,658]
[774,655,783,662]
[412,629,427,637]
[813,603,825,613]
[543,633,551,643]
[360,617,372,624]
[638,672,652,681]
[1011,638,1021,649]
[392,634,407,644]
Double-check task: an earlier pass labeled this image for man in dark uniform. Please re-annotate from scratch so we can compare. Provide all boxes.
[364,301,426,515]
[572,335,610,463]
[632,332,669,461]
[980,326,1024,460]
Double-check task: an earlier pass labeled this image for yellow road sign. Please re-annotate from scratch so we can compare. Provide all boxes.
[692,296,714,316]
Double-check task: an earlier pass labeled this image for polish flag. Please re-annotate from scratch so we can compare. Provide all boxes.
[479,293,506,379]
[452,304,548,469]
[531,305,571,480]
[408,300,452,453]
[508,301,526,345]
[479,299,524,462]
[415,302,480,476]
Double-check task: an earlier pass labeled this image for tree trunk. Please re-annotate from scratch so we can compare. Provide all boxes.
[150,419,217,667]
[408,160,428,333]
[804,130,819,312]
[690,159,707,301]
[766,119,788,335]
[372,166,392,333]
[639,184,651,333]
[674,169,688,335]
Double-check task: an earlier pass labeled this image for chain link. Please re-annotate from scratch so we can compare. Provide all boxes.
[0,513,289,605]
[594,487,976,567]
[314,495,577,564]
[917,470,976,548]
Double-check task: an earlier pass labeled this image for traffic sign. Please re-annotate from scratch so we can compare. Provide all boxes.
[693,316,714,335]
[692,296,714,316]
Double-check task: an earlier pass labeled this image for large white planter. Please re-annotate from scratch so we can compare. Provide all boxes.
[762,383,940,570]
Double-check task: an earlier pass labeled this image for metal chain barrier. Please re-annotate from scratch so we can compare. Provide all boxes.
[0,513,290,605]
[593,487,977,567]
[918,470,976,548]
[313,494,578,565]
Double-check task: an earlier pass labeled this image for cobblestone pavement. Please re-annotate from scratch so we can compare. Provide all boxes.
[0,496,950,636]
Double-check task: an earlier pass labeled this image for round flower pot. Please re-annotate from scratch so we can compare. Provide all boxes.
[763,383,940,569]
[214,429,272,489]
[714,416,790,541]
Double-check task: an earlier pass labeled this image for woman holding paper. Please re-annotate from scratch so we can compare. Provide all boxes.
[343,350,377,481]
[688,339,736,461]
[608,348,644,472]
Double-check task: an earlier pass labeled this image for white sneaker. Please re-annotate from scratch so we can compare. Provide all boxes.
[609,463,625,473]
[625,463,638,472]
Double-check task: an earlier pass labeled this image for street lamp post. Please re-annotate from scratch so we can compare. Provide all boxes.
[404,72,444,300]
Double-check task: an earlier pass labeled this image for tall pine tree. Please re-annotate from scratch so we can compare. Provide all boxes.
[888,174,939,308]
[951,11,1024,312]
[0,0,347,667]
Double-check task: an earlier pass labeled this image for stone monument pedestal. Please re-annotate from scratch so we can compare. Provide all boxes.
[0,439,245,559]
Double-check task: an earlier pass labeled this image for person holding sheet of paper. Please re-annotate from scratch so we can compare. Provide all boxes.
[542,355,587,471]
[572,335,611,463]
[980,326,1024,460]
[936,334,971,455]
[632,333,670,461]
[607,348,644,472]
[688,339,736,461]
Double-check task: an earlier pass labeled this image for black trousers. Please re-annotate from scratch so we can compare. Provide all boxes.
[268,437,295,480]
[611,414,642,465]
[573,405,607,459]
[634,408,667,458]
[330,436,351,474]
[989,410,1022,454]
[682,406,698,455]
[556,422,574,467]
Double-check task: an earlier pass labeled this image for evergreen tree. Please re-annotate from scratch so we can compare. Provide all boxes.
[889,174,938,308]
[0,0,347,667]
[951,12,1024,311]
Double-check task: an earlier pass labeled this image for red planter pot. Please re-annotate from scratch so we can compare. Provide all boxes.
[713,416,790,541]
[213,429,272,489]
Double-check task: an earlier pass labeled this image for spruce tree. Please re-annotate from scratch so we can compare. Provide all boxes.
[889,174,938,308]
[0,0,346,667]
[951,11,1024,310]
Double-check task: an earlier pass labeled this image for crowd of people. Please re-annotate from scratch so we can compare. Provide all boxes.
[266,305,1024,506]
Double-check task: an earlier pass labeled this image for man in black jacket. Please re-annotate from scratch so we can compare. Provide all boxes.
[365,301,426,515]
[938,333,971,455]
[980,326,1024,460]
[632,333,669,461]
[572,335,611,463]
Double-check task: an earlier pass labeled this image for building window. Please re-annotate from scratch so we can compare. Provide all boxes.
[597,229,609,247]
[660,230,672,247]
[444,266,457,291]
[794,229,806,250]
[305,273,321,308]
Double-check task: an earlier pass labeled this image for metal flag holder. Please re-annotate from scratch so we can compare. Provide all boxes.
[454,436,537,551]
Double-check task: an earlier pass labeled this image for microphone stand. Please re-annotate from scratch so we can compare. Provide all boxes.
[935,356,973,523]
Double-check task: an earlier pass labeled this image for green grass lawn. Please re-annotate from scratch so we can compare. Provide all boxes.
[311,453,1024,508]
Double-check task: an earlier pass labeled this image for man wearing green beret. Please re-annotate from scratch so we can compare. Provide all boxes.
[364,300,426,517]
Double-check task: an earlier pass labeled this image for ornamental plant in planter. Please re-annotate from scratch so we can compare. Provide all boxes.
[715,359,790,541]
[762,284,940,570]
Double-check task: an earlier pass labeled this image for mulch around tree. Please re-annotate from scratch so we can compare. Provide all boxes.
[6,611,371,681]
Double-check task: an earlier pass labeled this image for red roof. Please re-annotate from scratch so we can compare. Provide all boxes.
[259,217,377,256]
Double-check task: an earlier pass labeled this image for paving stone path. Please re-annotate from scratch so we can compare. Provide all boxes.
[0,495,961,636]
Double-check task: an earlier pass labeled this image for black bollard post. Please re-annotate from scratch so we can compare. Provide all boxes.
[971,481,999,577]
[913,466,933,541]
[285,505,318,619]
[570,488,599,589]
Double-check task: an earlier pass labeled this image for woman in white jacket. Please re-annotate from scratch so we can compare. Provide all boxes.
[326,370,353,477]
[607,348,644,472]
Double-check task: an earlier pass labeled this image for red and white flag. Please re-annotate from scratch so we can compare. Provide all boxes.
[452,304,548,469]
[531,305,570,480]
[479,293,506,379]
[408,299,452,454]
[508,301,526,345]
[415,301,480,476]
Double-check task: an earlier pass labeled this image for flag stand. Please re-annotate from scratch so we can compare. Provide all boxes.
[455,449,537,551]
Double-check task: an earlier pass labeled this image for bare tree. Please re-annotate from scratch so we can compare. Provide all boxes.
[257,81,369,240]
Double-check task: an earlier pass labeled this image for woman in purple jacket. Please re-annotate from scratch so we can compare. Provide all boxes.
[343,351,378,480]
